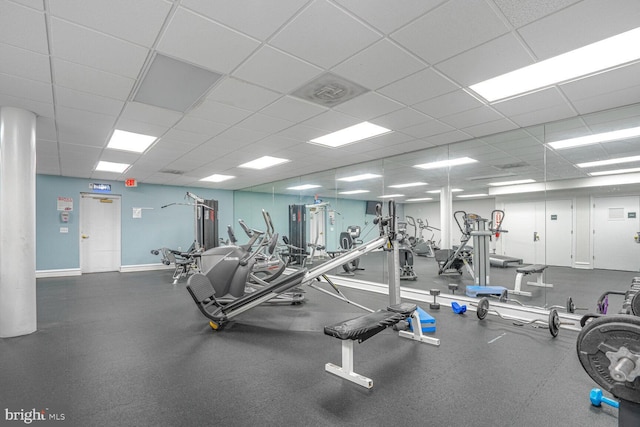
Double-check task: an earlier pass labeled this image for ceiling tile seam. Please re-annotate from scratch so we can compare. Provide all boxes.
[42,0,63,175]
[326,0,387,38]
[96,2,191,177]
[386,0,454,39]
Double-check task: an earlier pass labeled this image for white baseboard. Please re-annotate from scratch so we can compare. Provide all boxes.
[573,262,592,270]
[36,268,82,278]
[120,263,172,273]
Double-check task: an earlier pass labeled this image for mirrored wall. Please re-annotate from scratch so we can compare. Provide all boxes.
[233,102,640,315]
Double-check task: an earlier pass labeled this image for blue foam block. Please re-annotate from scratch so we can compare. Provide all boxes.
[407,306,436,333]
[465,285,507,298]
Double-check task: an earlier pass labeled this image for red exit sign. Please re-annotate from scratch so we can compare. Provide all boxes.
[125,178,137,187]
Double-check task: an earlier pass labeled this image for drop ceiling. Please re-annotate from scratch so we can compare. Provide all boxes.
[2,0,640,198]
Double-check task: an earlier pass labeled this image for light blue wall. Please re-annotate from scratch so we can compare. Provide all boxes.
[36,175,234,270]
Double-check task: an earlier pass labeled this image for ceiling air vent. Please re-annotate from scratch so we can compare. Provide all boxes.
[291,72,369,107]
[493,162,529,170]
[160,169,184,175]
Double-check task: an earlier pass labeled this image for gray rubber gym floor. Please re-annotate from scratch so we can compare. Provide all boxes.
[0,267,623,427]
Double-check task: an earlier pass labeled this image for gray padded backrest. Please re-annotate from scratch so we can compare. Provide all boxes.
[187,273,215,302]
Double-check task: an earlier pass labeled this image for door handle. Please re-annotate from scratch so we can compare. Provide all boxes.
[81,234,89,239]
[533,232,540,242]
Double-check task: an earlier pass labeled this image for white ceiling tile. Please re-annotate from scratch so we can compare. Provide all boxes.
[236,113,294,134]
[120,102,182,127]
[160,128,211,146]
[461,118,519,138]
[99,149,142,165]
[0,2,48,53]
[174,116,227,136]
[413,90,483,119]
[378,68,458,105]
[36,116,57,140]
[335,0,445,34]
[270,0,381,69]
[569,84,640,117]
[254,135,301,152]
[50,18,148,78]
[56,87,124,117]
[401,119,454,139]
[561,62,640,106]
[158,8,260,74]
[492,0,581,28]
[189,99,253,125]
[440,106,505,129]
[0,73,52,104]
[300,110,360,133]
[0,93,54,119]
[259,96,327,122]
[52,59,135,100]
[279,124,328,141]
[232,46,323,94]
[391,0,508,64]
[0,43,50,83]
[56,109,115,147]
[333,92,404,120]
[372,108,433,130]
[216,126,269,145]
[518,0,640,60]
[435,33,533,86]
[423,130,473,146]
[493,87,570,116]
[332,39,427,90]
[182,0,306,40]
[208,77,281,111]
[49,0,172,47]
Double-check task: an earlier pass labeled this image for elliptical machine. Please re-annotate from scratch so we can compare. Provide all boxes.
[338,225,365,275]
[397,221,417,281]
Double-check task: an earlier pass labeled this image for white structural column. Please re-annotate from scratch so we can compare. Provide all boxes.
[440,185,453,250]
[0,107,37,338]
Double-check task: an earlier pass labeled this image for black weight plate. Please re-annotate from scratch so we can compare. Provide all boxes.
[631,292,640,316]
[576,315,640,404]
[477,297,489,320]
[566,297,575,314]
[548,309,560,337]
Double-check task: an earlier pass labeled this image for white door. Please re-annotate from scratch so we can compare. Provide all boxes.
[593,196,640,271]
[545,199,573,267]
[80,193,121,273]
[502,201,546,264]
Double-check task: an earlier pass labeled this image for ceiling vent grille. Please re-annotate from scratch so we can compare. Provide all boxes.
[493,162,529,170]
[159,169,184,175]
[291,72,369,107]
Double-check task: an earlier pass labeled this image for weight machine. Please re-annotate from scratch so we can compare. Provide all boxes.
[161,191,219,251]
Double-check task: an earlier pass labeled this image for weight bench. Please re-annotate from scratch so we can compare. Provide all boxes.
[511,264,552,297]
[324,303,440,389]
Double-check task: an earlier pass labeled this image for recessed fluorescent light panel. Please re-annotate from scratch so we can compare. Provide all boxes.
[238,156,290,170]
[107,129,157,153]
[457,193,488,198]
[336,173,382,182]
[378,194,404,199]
[577,155,640,168]
[426,189,463,194]
[488,179,536,186]
[470,26,640,102]
[388,182,428,188]
[95,160,129,173]
[339,190,370,195]
[588,167,640,176]
[309,122,391,148]
[287,184,321,191]
[200,174,235,183]
[414,157,477,170]
[405,197,434,202]
[547,126,640,150]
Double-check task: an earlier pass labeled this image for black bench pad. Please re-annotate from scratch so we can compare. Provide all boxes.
[324,303,417,343]
[516,264,548,274]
